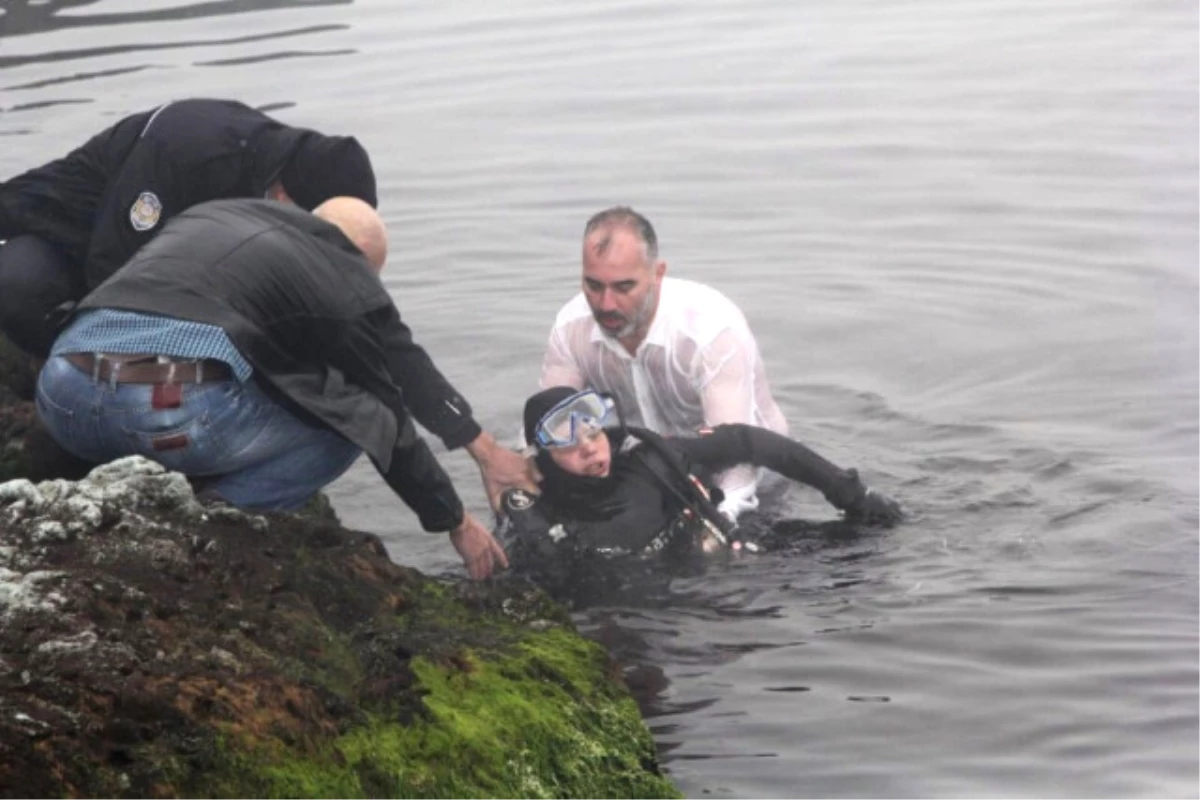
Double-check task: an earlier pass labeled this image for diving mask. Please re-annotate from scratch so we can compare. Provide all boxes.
[533,389,615,449]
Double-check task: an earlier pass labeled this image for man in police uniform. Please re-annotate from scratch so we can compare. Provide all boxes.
[0,98,376,357]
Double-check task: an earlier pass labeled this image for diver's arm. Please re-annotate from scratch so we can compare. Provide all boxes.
[673,424,902,524]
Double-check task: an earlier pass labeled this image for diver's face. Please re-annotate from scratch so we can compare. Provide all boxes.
[582,227,665,348]
[548,428,611,478]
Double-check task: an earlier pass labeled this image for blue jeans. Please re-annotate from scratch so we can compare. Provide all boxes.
[35,356,361,511]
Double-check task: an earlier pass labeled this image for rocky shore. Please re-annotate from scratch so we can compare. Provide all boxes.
[0,340,679,799]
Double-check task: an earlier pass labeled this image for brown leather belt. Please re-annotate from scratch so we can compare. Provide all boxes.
[64,353,233,384]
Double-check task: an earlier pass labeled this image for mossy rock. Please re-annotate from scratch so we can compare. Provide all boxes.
[298,490,341,525]
[0,459,680,799]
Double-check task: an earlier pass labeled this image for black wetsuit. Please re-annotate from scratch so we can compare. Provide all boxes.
[498,424,895,596]
[0,99,371,356]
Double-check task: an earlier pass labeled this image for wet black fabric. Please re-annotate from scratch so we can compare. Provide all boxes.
[0,98,376,291]
[75,198,478,532]
[500,422,867,567]
[669,424,868,510]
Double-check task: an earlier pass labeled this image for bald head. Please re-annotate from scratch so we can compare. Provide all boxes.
[313,196,388,272]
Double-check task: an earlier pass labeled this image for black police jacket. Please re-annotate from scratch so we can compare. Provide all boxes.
[76,198,480,533]
[0,99,345,287]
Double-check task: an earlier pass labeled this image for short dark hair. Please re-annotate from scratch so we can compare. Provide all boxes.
[583,206,658,261]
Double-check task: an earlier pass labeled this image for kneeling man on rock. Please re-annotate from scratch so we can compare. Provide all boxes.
[34,196,527,579]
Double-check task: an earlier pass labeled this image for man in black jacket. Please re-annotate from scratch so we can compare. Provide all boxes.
[0,98,376,358]
[34,197,525,579]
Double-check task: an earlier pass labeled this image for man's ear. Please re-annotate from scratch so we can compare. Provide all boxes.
[654,259,667,281]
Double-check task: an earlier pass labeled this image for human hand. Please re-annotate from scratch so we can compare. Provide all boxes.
[449,511,510,580]
[465,432,538,512]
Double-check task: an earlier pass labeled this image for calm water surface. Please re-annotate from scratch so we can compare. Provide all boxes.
[2,1,1196,796]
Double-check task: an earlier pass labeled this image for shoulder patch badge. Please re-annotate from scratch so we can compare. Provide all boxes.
[505,489,534,511]
[129,191,163,232]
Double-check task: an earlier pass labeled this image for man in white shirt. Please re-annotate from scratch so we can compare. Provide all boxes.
[539,206,789,521]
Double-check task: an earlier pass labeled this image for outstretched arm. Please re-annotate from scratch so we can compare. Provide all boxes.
[376,306,536,508]
[464,432,538,512]
[376,304,483,449]
[348,356,507,578]
[374,427,509,579]
[674,424,902,524]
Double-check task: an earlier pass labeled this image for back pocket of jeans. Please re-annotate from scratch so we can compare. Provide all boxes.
[122,413,228,475]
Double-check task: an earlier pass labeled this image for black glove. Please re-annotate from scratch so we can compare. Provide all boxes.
[832,469,903,526]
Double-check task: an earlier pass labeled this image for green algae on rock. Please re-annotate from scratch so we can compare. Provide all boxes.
[0,457,680,799]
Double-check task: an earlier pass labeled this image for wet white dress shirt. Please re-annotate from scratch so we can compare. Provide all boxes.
[540,276,788,520]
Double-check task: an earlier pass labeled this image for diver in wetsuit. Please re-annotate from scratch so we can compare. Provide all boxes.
[498,386,902,597]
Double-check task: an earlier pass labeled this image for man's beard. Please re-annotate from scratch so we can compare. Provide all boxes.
[594,286,658,341]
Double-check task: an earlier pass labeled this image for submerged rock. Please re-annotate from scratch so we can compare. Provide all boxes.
[0,457,679,798]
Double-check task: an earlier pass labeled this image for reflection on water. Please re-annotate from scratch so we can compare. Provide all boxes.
[0,0,1195,796]
[0,0,350,38]
[0,25,349,71]
[5,64,157,91]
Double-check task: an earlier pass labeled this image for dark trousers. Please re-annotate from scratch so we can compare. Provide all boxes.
[0,235,85,358]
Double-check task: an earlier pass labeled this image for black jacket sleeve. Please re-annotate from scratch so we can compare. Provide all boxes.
[322,309,465,532]
[374,425,465,533]
[375,303,483,450]
[672,424,870,511]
